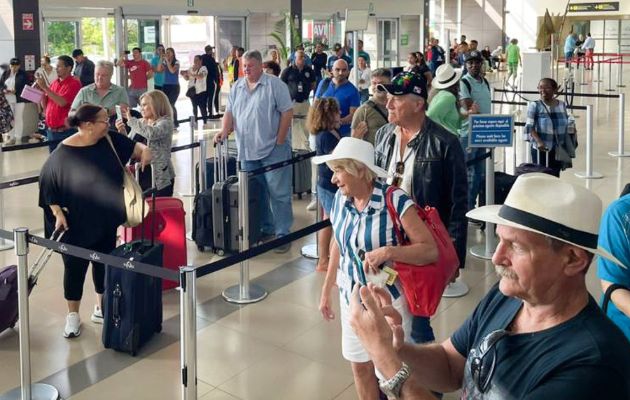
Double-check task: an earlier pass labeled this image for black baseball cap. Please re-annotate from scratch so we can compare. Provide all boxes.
[9,58,19,65]
[466,50,483,63]
[377,71,427,99]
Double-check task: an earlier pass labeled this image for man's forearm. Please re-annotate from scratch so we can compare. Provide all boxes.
[276,109,293,143]
[221,112,234,137]
[396,342,463,394]
[43,87,67,107]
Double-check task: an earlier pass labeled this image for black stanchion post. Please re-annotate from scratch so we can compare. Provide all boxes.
[222,169,268,304]
[0,228,59,400]
[179,266,197,400]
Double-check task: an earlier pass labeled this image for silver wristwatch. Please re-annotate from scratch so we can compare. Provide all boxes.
[379,362,410,399]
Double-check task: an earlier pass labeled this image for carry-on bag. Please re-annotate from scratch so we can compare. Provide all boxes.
[210,141,262,255]
[195,156,237,194]
[120,164,185,290]
[516,148,557,177]
[0,230,64,334]
[103,173,164,356]
[292,149,312,199]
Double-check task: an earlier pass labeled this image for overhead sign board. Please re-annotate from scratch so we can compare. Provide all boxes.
[469,115,514,148]
[568,2,619,12]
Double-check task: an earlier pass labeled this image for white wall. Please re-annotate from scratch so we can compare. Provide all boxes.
[435,0,504,50]
[399,15,421,57]
[248,13,284,59]
[0,0,15,60]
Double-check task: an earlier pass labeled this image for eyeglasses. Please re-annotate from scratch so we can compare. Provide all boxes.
[470,329,510,393]
[94,120,109,125]
[391,161,405,187]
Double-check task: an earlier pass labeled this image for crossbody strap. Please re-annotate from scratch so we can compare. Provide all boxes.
[368,100,388,122]
[104,133,125,172]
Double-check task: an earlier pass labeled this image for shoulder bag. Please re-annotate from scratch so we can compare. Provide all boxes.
[385,186,459,317]
[105,134,148,228]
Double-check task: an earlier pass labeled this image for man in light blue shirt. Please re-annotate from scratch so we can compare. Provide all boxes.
[564,33,577,68]
[597,194,630,342]
[215,50,294,252]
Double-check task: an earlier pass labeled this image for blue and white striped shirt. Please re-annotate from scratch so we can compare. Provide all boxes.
[330,180,415,304]
[525,100,569,151]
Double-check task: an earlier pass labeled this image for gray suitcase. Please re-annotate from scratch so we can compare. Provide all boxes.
[292,150,312,199]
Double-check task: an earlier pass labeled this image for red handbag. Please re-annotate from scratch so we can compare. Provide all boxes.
[385,186,460,317]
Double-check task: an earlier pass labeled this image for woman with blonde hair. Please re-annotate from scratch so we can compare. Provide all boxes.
[306,97,342,272]
[115,89,176,196]
[314,137,438,400]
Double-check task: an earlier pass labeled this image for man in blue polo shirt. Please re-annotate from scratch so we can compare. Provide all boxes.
[327,43,353,73]
[314,59,360,136]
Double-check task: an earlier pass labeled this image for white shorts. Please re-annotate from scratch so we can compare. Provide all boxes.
[338,286,412,364]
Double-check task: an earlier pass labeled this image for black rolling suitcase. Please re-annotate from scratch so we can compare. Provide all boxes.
[210,141,262,255]
[192,188,214,251]
[195,156,237,194]
[102,169,164,356]
[516,149,557,177]
[292,149,312,199]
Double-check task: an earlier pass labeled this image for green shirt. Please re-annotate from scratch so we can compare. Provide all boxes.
[426,90,461,135]
[506,44,520,64]
[71,83,130,114]
[351,99,388,145]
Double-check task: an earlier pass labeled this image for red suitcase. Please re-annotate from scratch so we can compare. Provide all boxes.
[120,164,186,290]
[119,197,186,290]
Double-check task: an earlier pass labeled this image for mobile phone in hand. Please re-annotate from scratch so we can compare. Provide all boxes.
[115,105,123,121]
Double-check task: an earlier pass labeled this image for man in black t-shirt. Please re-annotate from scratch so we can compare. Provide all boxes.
[348,174,630,399]
[311,42,328,87]
[200,45,221,119]
[280,50,315,151]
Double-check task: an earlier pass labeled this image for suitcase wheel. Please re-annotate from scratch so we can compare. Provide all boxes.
[197,245,204,252]
[297,193,303,200]
[216,249,225,256]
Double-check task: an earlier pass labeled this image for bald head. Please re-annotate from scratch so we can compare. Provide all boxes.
[332,59,350,84]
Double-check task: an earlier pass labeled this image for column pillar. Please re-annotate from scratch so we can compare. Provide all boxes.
[421,0,430,51]
[13,0,41,74]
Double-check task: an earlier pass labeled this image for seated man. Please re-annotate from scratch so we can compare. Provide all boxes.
[350,173,630,399]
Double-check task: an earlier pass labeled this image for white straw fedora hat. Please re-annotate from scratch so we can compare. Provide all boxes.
[312,137,387,178]
[432,63,463,90]
[467,173,626,268]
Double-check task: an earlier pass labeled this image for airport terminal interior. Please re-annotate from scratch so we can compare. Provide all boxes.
[1,0,630,399]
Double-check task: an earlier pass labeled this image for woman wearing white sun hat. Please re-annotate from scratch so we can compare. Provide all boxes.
[315,136,438,399]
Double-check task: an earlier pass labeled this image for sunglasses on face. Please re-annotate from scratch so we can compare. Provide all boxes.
[470,329,510,393]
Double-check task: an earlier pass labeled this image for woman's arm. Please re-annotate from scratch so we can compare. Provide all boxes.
[131,142,152,170]
[49,205,68,231]
[601,280,630,318]
[166,61,179,74]
[319,239,340,321]
[127,117,173,141]
[364,206,438,272]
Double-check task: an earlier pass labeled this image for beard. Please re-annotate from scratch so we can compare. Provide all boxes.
[495,265,518,280]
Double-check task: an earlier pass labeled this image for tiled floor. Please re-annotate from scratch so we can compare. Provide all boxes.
[0,65,628,399]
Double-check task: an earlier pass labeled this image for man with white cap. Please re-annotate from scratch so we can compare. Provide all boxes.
[348,173,630,399]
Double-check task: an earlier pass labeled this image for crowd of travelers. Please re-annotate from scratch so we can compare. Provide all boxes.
[0,30,628,399]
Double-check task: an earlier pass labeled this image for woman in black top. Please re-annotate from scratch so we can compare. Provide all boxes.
[39,104,150,339]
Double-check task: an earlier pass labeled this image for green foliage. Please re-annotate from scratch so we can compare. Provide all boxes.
[46,21,77,57]
[269,12,303,61]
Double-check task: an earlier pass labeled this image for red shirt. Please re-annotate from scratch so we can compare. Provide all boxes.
[45,76,82,129]
[124,59,152,89]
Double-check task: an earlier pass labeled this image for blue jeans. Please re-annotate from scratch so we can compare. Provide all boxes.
[459,135,486,211]
[411,316,435,343]
[241,142,293,237]
[46,128,76,153]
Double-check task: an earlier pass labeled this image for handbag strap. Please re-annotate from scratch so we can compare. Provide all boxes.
[602,283,630,315]
[104,133,126,173]
[385,186,426,246]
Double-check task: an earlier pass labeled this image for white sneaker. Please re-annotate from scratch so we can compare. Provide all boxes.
[91,305,103,324]
[64,312,81,338]
[306,198,317,211]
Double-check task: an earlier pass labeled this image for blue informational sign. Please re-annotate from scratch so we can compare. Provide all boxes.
[469,114,514,148]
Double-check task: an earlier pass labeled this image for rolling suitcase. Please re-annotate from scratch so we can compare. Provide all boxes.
[195,156,237,194]
[292,149,312,199]
[516,149,557,177]
[103,173,164,356]
[0,230,64,334]
[120,164,186,290]
[210,141,262,255]
[192,188,215,251]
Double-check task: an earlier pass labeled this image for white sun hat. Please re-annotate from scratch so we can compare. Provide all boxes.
[467,173,626,268]
[312,137,387,178]
[432,63,463,90]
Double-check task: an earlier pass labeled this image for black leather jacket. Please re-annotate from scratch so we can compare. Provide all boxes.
[374,118,469,267]
[0,69,28,103]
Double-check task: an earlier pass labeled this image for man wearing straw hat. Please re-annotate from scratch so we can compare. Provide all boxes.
[349,173,630,399]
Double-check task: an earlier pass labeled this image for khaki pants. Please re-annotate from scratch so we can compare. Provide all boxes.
[291,101,311,151]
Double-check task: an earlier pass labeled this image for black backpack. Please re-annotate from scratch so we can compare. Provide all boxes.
[462,75,490,94]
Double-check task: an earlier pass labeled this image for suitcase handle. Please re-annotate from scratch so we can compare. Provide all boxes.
[112,283,122,328]
[29,229,66,283]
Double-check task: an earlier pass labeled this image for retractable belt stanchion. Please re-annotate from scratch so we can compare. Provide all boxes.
[185,116,197,241]
[179,266,197,400]
[618,55,626,88]
[594,54,603,83]
[0,148,13,251]
[606,58,616,92]
[608,93,629,157]
[470,151,496,260]
[301,167,319,259]
[0,228,59,400]
[575,105,603,179]
[222,168,268,304]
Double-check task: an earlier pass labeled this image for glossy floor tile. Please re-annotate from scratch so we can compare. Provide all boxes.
[0,66,627,400]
